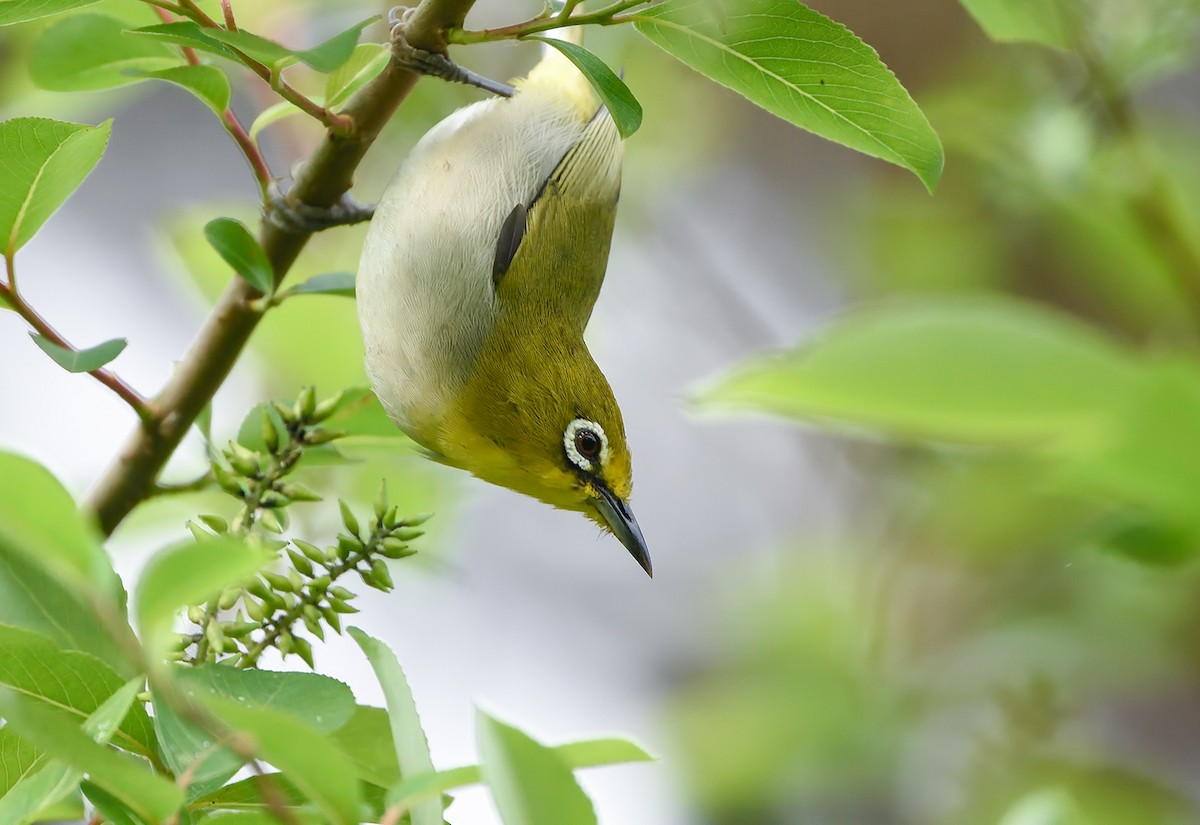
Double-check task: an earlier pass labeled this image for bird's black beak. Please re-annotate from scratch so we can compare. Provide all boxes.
[594,485,652,577]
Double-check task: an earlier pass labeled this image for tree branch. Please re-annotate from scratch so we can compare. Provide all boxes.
[86,0,480,536]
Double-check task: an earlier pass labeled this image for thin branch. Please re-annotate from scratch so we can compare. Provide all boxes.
[153,5,272,190]
[221,0,237,32]
[86,0,481,537]
[0,269,153,423]
[451,0,646,43]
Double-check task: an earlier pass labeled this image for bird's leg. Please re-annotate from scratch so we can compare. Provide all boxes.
[263,176,375,234]
[389,6,516,98]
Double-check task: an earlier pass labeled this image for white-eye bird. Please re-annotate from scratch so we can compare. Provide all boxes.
[357,46,650,576]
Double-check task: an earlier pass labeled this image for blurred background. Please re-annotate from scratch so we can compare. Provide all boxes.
[4,0,1200,823]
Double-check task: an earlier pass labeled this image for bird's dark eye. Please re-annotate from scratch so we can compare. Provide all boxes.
[575,428,602,459]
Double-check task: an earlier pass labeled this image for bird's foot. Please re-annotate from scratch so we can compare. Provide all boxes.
[388,6,515,98]
[264,179,375,234]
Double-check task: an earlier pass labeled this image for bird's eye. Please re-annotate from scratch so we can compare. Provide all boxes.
[575,428,601,459]
[564,418,608,472]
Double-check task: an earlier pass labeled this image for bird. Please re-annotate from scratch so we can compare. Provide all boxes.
[356,43,651,576]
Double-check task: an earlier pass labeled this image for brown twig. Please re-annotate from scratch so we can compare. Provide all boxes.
[1,264,153,423]
[87,0,480,536]
[152,5,272,189]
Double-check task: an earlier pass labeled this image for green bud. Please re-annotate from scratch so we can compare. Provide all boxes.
[370,559,393,590]
[287,568,304,591]
[373,481,388,521]
[259,510,284,534]
[205,622,226,654]
[329,586,357,601]
[293,636,315,669]
[218,588,240,611]
[328,597,358,614]
[186,521,210,543]
[273,400,297,424]
[277,630,293,655]
[392,527,424,542]
[304,428,347,445]
[296,386,317,420]
[262,570,295,593]
[287,548,314,577]
[322,607,342,634]
[310,390,345,423]
[186,605,205,624]
[309,574,331,592]
[295,539,326,563]
[223,621,258,639]
[171,634,192,651]
[245,578,271,599]
[136,690,153,703]
[279,483,322,503]
[337,534,363,558]
[199,514,229,534]
[257,536,289,553]
[261,410,279,452]
[401,512,434,527]
[325,544,342,564]
[383,505,400,529]
[245,596,267,622]
[213,464,242,494]
[260,491,289,510]
[379,538,415,559]
[339,500,360,537]
[302,606,325,640]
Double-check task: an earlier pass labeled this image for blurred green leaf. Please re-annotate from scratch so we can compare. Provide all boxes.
[957,0,1076,49]
[30,14,178,92]
[632,0,943,190]
[248,99,307,141]
[329,705,402,789]
[134,536,272,658]
[156,665,356,800]
[127,65,231,114]
[385,736,653,810]
[286,271,356,299]
[0,687,183,823]
[349,628,440,825]
[530,38,642,138]
[191,773,384,822]
[293,16,380,72]
[201,16,378,73]
[0,679,142,825]
[0,451,121,599]
[998,787,1090,825]
[0,117,111,256]
[0,626,154,755]
[30,334,126,373]
[80,781,145,825]
[476,710,597,825]
[325,43,388,107]
[0,0,101,26]
[204,218,274,295]
[696,300,1137,445]
[193,693,361,825]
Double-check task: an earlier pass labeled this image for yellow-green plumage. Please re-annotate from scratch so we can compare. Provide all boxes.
[357,47,649,573]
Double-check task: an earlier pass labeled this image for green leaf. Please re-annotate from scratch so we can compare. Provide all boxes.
[957,0,1076,50]
[329,705,402,789]
[286,271,356,298]
[81,781,145,825]
[30,14,178,92]
[0,679,142,825]
[0,0,101,27]
[0,118,111,256]
[476,710,597,825]
[695,300,1137,445]
[248,100,307,142]
[193,694,361,825]
[0,626,154,756]
[124,22,237,60]
[30,334,126,373]
[0,686,183,823]
[530,38,642,139]
[200,16,378,73]
[204,218,274,295]
[0,727,41,798]
[134,536,272,659]
[191,774,384,822]
[0,451,121,599]
[0,549,129,674]
[385,736,653,810]
[632,0,943,190]
[155,666,355,800]
[127,65,231,114]
[325,43,389,107]
[349,628,440,825]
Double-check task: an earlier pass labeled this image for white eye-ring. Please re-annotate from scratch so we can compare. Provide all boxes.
[564,418,608,473]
